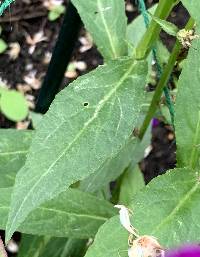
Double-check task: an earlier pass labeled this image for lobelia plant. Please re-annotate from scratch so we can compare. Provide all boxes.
[1,0,200,256]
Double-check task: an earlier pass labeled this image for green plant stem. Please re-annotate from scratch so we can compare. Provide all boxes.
[136,0,178,60]
[139,17,195,139]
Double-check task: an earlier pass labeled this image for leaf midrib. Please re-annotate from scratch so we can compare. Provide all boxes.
[0,150,28,156]
[38,206,109,221]
[1,205,108,223]
[97,0,118,58]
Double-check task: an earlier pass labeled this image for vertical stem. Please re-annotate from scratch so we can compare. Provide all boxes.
[139,40,181,139]
[139,17,195,139]
[35,1,82,114]
[136,0,178,60]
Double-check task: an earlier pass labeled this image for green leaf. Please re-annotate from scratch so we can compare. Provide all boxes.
[17,235,50,257]
[0,88,29,122]
[1,188,116,238]
[84,168,200,257]
[0,39,7,54]
[71,0,127,60]
[38,238,87,257]
[80,137,137,193]
[119,165,145,206]
[0,129,33,188]
[84,216,127,257]
[181,1,200,25]
[175,39,200,168]
[81,125,150,193]
[148,13,178,37]
[38,238,68,257]
[6,57,147,241]
[129,168,200,246]
[29,112,43,129]
[57,239,87,257]
[48,5,66,21]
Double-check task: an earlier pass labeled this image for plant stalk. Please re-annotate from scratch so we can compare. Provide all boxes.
[136,0,178,60]
[139,17,195,139]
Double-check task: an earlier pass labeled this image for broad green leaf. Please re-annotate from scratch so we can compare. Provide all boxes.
[84,216,127,257]
[6,57,147,241]
[1,188,116,238]
[80,137,137,193]
[0,88,29,122]
[71,0,127,60]
[17,235,50,257]
[119,165,145,206]
[84,168,200,257]
[175,39,200,168]
[0,129,33,188]
[181,1,200,24]
[80,126,150,193]
[148,13,178,37]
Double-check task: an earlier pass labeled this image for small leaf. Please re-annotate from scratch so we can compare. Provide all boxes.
[71,0,127,60]
[0,39,7,54]
[148,12,178,37]
[1,188,116,238]
[48,5,65,21]
[119,165,145,206]
[6,57,147,241]
[0,129,33,188]
[0,88,29,122]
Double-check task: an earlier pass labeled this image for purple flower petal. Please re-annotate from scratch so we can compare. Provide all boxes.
[166,245,200,257]
[152,118,160,128]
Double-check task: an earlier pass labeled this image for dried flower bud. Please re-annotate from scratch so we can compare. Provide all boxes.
[128,235,164,257]
[177,29,199,49]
